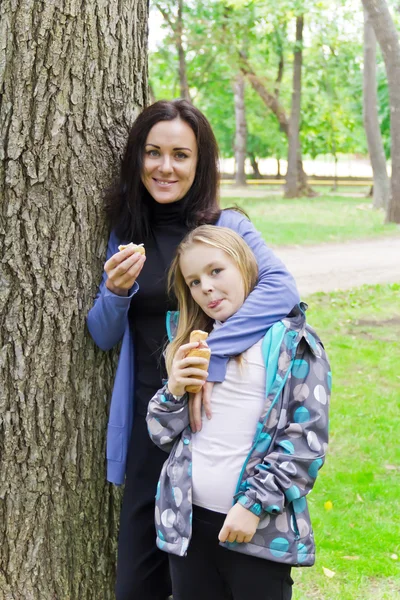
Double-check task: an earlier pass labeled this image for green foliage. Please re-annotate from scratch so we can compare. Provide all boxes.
[149,0,390,162]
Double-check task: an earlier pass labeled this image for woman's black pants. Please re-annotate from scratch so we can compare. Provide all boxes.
[115,414,171,600]
[168,505,294,600]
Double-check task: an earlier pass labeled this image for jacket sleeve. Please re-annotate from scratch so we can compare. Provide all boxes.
[146,386,190,453]
[236,339,331,518]
[207,211,300,382]
[86,231,139,350]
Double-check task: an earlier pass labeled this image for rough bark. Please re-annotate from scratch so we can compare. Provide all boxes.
[0,1,148,598]
[285,16,304,198]
[239,53,315,196]
[363,5,391,209]
[234,74,247,186]
[362,0,400,222]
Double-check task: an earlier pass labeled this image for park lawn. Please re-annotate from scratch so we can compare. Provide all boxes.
[292,284,400,600]
[220,194,398,246]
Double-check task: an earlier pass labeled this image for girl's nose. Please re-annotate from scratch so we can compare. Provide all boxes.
[201,279,213,293]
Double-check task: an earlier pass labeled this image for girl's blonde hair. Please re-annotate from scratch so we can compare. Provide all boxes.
[165,225,258,374]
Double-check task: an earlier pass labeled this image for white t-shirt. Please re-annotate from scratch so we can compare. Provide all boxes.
[191,334,266,513]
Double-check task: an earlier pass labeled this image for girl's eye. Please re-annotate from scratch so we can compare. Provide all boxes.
[175,152,188,160]
[189,279,200,287]
[211,268,222,276]
[146,149,160,157]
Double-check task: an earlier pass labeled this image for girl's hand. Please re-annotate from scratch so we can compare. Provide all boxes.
[168,343,209,397]
[189,382,214,433]
[105,245,146,296]
[218,503,260,544]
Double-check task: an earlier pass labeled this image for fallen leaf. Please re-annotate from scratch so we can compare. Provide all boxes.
[391,554,398,560]
[356,494,364,503]
[385,464,399,471]
[324,500,333,511]
[322,567,336,578]
[343,555,359,560]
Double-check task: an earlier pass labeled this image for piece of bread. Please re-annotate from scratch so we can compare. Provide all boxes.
[185,330,211,393]
[118,243,145,255]
[190,330,209,344]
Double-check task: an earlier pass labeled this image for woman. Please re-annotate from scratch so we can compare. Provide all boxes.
[87,99,300,600]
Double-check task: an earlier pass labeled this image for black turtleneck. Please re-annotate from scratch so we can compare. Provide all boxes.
[129,198,189,416]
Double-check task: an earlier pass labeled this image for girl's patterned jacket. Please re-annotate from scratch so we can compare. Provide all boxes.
[147,306,331,567]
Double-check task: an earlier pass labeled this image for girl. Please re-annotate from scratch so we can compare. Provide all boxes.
[147,226,331,600]
[87,99,299,600]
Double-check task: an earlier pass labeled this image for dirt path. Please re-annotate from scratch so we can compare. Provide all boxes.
[273,236,400,296]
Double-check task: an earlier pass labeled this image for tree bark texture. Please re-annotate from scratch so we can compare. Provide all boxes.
[239,53,315,196]
[363,6,391,209]
[0,1,148,598]
[285,16,304,198]
[234,74,247,186]
[362,0,400,222]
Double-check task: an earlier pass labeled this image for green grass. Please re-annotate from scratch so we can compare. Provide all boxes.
[292,284,400,600]
[220,194,399,246]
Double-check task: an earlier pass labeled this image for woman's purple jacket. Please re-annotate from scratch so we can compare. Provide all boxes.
[87,209,300,485]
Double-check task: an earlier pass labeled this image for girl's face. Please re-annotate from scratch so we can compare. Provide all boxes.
[179,242,246,322]
[141,118,198,204]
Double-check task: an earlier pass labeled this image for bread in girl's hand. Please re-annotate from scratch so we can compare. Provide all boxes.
[185,330,211,393]
[118,243,146,255]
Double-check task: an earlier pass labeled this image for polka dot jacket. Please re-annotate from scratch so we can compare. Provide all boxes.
[146,306,331,567]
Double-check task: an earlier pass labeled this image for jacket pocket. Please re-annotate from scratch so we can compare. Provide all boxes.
[288,503,301,540]
[106,425,123,462]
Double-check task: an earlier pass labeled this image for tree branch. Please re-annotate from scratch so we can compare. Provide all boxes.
[239,52,289,136]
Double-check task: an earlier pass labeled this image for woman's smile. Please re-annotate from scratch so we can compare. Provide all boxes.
[142,119,198,204]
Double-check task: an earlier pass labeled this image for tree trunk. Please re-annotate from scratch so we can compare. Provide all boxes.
[177,0,191,101]
[234,74,247,186]
[240,53,315,196]
[249,153,262,178]
[362,0,400,222]
[285,16,304,198]
[0,1,148,598]
[155,0,191,102]
[363,5,391,209]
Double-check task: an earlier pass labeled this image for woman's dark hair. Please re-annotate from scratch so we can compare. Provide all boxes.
[105,99,221,241]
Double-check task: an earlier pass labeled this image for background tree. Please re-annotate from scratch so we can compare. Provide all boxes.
[234,74,248,185]
[0,1,148,598]
[363,5,390,208]
[155,0,191,101]
[362,0,400,223]
[149,0,395,205]
[285,15,305,197]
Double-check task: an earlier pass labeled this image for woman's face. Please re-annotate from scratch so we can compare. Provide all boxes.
[141,118,198,204]
[179,242,246,322]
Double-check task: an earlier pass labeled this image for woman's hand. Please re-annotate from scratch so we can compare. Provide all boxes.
[218,503,260,544]
[105,245,146,296]
[189,382,214,433]
[167,342,209,397]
